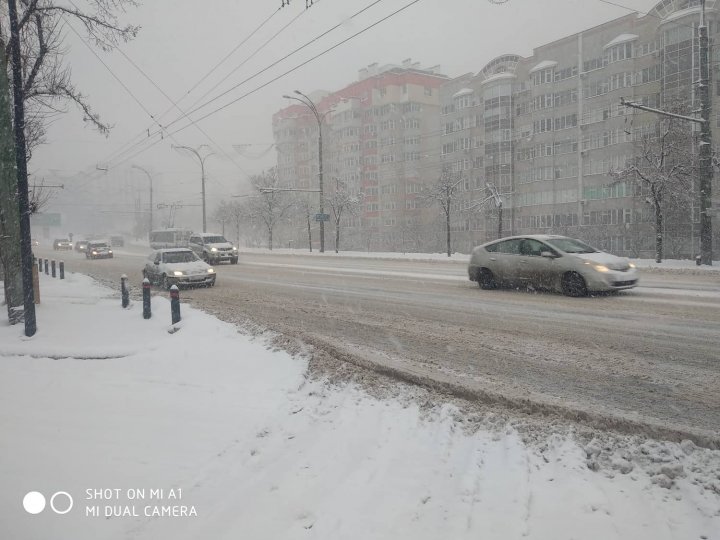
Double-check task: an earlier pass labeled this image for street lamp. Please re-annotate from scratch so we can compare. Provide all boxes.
[171,144,215,232]
[131,164,153,236]
[282,90,333,252]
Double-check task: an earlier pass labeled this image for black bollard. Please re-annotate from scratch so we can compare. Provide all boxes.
[51,260,56,278]
[696,255,702,266]
[142,278,151,319]
[170,285,181,324]
[44,259,49,275]
[38,258,42,273]
[59,261,65,280]
[121,274,129,308]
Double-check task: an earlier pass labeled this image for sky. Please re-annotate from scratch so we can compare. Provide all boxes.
[28,0,663,234]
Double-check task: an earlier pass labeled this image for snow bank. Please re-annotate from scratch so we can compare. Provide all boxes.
[0,271,718,539]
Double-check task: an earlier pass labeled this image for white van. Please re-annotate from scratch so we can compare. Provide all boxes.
[149,229,193,250]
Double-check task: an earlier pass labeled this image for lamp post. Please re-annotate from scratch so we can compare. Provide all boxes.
[131,164,153,237]
[283,90,333,252]
[171,144,215,232]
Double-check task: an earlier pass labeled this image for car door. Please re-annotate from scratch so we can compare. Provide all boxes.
[490,239,523,285]
[518,239,558,288]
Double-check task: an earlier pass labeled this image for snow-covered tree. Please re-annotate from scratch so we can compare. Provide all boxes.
[612,117,695,263]
[249,167,294,250]
[328,178,362,254]
[420,164,464,257]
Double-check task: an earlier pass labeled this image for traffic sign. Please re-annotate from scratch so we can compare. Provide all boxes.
[314,213,330,222]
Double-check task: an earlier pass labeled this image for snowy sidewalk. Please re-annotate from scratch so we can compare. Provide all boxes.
[0,271,718,540]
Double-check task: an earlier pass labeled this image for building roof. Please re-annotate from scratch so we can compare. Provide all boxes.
[603,33,639,49]
[529,60,558,74]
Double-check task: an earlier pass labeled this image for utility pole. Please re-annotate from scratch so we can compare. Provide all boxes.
[171,145,215,232]
[619,1,713,265]
[132,165,154,236]
[7,0,36,336]
[282,91,333,252]
[698,0,713,265]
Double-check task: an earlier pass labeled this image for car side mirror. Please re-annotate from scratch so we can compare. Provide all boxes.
[541,251,557,258]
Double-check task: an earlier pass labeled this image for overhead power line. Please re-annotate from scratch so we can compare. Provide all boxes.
[106,0,422,169]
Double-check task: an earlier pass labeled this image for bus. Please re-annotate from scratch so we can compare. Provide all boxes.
[149,229,193,250]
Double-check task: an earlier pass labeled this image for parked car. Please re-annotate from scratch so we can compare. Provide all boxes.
[142,248,216,290]
[75,240,89,253]
[188,233,238,264]
[468,235,638,297]
[110,235,124,247]
[53,239,72,250]
[86,241,113,259]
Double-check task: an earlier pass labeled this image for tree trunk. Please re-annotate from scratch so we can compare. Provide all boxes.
[445,209,451,257]
[335,220,340,254]
[655,206,663,263]
[306,215,312,252]
[268,227,273,250]
[0,55,24,323]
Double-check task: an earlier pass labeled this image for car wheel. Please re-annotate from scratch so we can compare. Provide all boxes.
[562,272,588,297]
[478,268,497,290]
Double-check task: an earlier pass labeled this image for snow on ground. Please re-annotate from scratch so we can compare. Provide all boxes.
[0,272,718,540]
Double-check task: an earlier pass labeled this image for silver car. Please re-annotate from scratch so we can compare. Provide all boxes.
[468,235,638,296]
[143,248,216,290]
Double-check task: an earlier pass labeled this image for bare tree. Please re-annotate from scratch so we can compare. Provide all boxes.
[212,200,234,237]
[1,0,140,157]
[612,118,695,263]
[420,164,464,257]
[296,196,314,252]
[328,177,362,254]
[249,167,294,250]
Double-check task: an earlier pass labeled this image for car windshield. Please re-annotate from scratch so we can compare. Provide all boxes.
[203,236,227,244]
[163,251,197,264]
[90,243,108,248]
[545,238,597,254]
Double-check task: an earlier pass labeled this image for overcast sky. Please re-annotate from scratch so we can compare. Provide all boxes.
[31,0,662,231]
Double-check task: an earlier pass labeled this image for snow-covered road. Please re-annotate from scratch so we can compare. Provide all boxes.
[36,247,720,444]
[1,272,718,539]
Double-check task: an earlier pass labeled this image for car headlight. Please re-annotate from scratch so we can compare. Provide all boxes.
[232,246,237,251]
[593,264,610,273]
[207,268,215,274]
[108,250,113,254]
[173,271,184,276]
[92,251,97,255]
[210,247,218,252]
[628,262,636,268]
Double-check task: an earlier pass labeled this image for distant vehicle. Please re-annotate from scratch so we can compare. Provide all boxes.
[110,235,125,247]
[468,235,638,297]
[75,240,89,253]
[142,248,215,290]
[86,241,113,260]
[149,229,192,250]
[188,233,238,264]
[53,239,72,250]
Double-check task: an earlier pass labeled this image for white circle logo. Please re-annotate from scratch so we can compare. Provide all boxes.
[50,492,74,515]
[23,492,46,514]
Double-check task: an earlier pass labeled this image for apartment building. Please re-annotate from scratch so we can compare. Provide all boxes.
[272,60,448,251]
[273,1,718,256]
[441,0,719,257]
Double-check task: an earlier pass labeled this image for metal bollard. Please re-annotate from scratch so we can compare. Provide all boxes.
[59,261,65,280]
[38,258,42,273]
[51,260,56,278]
[696,255,702,266]
[142,278,151,319]
[44,259,49,275]
[170,285,181,324]
[121,274,129,308]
